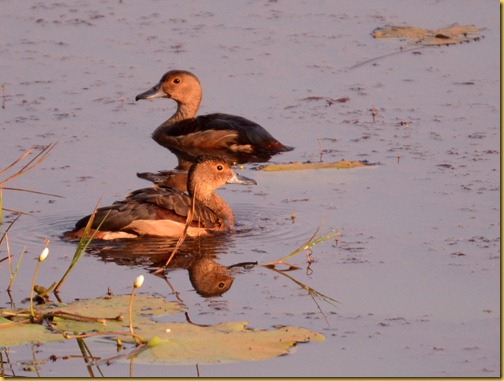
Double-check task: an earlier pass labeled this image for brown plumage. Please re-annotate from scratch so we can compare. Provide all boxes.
[135,70,293,167]
[63,156,256,240]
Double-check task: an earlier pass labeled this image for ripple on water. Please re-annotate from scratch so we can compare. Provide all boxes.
[233,202,314,244]
[7,202,313,264]
[6,211,77,248]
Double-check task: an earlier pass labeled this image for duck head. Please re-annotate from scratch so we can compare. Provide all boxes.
[135,70,202,110]
[187,156,256,201]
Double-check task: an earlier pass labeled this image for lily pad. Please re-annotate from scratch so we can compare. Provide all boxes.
[0,295,184,346]
[131,321,325,364]
[50,294,185,333]
[372,24,483,46]
[0,295,325,365]
[0,322,65,347]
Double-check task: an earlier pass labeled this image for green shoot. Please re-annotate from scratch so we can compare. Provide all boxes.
[7,244,26,292]
[262,224,340,270]
[54,199,108,294]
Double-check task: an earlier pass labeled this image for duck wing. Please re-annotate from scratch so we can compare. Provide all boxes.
[73,187,222,233]
[154,113,293,154]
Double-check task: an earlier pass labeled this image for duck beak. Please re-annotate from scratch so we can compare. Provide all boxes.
[227,170,257,186]
[135,82,167,101]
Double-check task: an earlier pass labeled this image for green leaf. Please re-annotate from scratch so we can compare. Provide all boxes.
[0,295,325,365]
[0,322,64,347]
[130,321,325,364]
[51,294,184,333]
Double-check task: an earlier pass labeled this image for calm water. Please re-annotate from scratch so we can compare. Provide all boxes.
[0,0,499,377]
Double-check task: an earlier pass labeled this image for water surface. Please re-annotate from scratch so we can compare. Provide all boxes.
[0,0,499,377]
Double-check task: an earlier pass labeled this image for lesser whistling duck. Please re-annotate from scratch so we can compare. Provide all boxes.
[64,156,256,240]
[137,169,189,192]
[135,70,294,166]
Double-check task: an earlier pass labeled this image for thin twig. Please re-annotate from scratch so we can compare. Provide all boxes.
[0,147,36,179]
[2,187,63,198]
[153,191,196,274]
[0,208,32,216]
[0,143,57,186]
[348,46,427,70]
[0,214,21,248]
[262,222,339,269]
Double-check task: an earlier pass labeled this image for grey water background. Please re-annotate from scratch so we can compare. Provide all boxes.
[0,0,499,377]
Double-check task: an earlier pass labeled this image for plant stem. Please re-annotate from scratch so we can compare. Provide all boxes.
[129,288,136,338]
[7,245,26,291]
[54,202,106,293]
[30,261,41,319]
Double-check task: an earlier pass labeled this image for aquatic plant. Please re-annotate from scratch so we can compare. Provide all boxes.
[29,240,50,319]
[262,223,340,270]
[0,144,60,290]
[53,201,109,294]
[0,143,331,375]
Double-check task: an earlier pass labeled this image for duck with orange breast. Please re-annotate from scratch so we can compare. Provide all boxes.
[135,70,293,167]
[64,156,256,240]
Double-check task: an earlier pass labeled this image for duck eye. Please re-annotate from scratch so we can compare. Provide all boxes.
[173,78,181,84]
[217,165,223,171]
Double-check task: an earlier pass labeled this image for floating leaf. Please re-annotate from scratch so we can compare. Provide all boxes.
[129,321,325,364]
[372,24,483,46]
[0,321,64,347]
[258,160,370,172]
[0,295,325,365]
[0,295,184,346]
[50,294,184,334]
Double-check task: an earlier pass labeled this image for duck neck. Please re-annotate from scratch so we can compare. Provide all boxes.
[153,97,201,142]
[191,186,234,229]
[161,95,201,124]
[174,96,201,121]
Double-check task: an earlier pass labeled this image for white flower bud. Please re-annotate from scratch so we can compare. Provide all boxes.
[39,247,49,262]
[134,275,144,289]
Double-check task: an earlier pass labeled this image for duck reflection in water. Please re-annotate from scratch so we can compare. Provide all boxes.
[88,235,249,297]
[62,70,289,297]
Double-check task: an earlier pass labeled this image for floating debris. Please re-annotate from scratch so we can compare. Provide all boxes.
[372,24,483,46]
[256,160,375,172]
